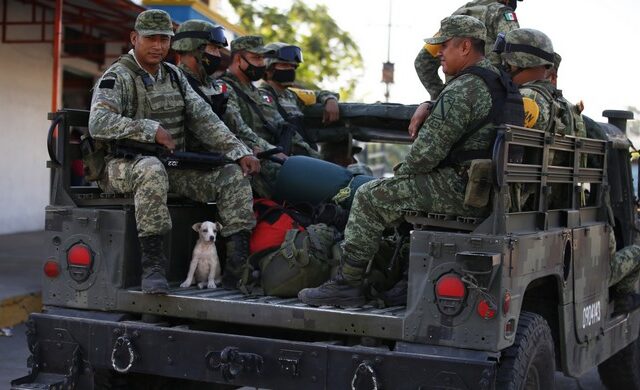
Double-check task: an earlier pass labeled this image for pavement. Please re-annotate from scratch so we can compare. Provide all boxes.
[0,230,606,389]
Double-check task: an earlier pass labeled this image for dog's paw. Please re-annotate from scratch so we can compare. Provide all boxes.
[207,281,218,289]
[180,280,192,288]
[197,282,207,289]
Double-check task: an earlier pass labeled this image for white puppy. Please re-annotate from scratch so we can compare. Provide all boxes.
[180,221,222,289]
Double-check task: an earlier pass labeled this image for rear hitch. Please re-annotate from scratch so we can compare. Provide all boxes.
[206,346,264,381]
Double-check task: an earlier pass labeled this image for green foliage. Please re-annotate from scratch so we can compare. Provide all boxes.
[229,0,363,99]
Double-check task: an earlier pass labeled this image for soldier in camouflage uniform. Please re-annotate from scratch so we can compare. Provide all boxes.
[221,36,319,197]
[414,0,521,100]
[258,42,340,152]
[299,16,501,307]
[500,29,640,311]
[171,20,273,154]
[89,10,260,293]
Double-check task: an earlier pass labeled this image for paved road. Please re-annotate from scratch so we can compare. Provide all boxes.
[0,321,606,389]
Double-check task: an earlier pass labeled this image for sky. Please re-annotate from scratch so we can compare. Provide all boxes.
[221,0,640,125]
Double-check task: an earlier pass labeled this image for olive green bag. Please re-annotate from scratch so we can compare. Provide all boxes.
[464,159,493,208]
[254,223,337,297]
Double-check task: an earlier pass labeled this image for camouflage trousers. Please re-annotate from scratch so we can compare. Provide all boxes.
[99,156,255,238]
[341,170,486,278]
[608,230,640,294]
[251,158,281,199]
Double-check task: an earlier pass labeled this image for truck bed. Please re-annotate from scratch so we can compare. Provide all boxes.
[116,285,407,340]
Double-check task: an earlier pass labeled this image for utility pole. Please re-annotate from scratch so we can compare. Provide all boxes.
[381,0,394,103]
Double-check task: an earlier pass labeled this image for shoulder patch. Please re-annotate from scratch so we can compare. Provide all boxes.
[504,11,518,22]
[523,97,540,128]
[432,93,455,121]
[99,78,116,89]
[261,92,274,104]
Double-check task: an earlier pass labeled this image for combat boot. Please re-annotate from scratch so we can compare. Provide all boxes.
[139,235,169,295]
[298,261,366,307]
[222,230,251,289]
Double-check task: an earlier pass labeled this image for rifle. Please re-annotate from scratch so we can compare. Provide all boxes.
[112,140,234,171]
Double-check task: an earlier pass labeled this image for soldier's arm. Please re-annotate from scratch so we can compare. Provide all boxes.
[292,132,321,158]
[88,70,159,142]
[486,6,520,64]
[399,76,491,174]
[414,46,445,100]
[520,87,552,132]
[223,86,276,152]
[177,69,252,160]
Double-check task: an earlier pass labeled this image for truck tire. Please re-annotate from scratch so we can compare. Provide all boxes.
[496,311,555,390]
[597,329,640,390]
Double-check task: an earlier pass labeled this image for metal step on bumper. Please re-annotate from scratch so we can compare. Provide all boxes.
[13,311,498,390]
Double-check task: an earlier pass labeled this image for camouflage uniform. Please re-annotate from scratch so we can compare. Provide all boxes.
[89,39,254,239]
[222,36,319,197]
[299,16,493,306]
[415,0,519,99]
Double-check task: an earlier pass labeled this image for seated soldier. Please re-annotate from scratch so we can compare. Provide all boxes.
[299,15,524,307]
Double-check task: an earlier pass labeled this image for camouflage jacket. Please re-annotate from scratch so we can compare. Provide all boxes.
[397,58,496,175]
[220,72,318,156]
[177,64,274,152]
[521,79,587,137]
[415,0,519,96]
[257,82,339,121]
[89,53,251,161]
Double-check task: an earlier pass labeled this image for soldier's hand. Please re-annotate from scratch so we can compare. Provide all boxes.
[155,126,176,151]
[252,146,264,156]
[274,152,289,161]
[408,102,433,140]
[323,98,340,124]
[238,155,261,176]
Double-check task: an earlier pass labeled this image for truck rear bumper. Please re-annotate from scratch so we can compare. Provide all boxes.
[13,309,497,390]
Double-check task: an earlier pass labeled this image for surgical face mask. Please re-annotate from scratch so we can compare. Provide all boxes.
[240,56,266,81]
[272,68,296,84]
[201,52,221,75]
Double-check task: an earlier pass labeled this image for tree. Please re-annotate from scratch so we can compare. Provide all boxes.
[229,0,363,99]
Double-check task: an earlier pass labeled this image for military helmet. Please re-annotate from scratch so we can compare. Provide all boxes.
[264,42,303,68]
[171,19,227,52]
[500,28,554,68]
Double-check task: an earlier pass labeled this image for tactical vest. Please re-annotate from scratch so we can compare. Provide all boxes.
[523,82,586,137]
[260,84,316,149]
[439,66,524,166]
[183,72,229,118]
[118,54,187,151]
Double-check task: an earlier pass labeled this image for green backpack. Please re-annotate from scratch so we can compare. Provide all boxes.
[242,223,338,297]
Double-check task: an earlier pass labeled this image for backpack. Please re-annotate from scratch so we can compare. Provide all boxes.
[250,198,309,254]
[242,223,338,297]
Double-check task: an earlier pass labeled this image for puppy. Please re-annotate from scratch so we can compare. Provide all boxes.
[180,221,222,289]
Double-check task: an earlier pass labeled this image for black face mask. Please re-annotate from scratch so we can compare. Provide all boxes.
[240,56,266,81]
[272,68,296,84]
[201,52,221,76]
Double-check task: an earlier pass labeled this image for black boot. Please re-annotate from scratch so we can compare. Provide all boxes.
[298,263,366,307]
[222,230,251,289]
[139,235,169,295]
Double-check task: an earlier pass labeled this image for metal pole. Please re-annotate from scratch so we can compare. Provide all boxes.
[384,0,391,103]
[51,0,63,112]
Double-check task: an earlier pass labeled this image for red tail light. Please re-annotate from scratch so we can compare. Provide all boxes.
[44,260,60,278]
[435,273,467,316]
[477,299,496,320]
[66,243,93,282]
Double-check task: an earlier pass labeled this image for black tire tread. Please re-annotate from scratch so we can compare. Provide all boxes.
[496,311,556,390]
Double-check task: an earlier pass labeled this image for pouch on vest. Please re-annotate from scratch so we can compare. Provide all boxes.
[258,223,337,297]
[463,159,493,208]
[79,133,107,181]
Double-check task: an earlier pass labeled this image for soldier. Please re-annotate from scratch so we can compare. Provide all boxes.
[221,36,318,197]
[299,15,523,307]
[171,20,274,154]
[89,10,260,293]
[258,42,340,151]
[414,0,521,100]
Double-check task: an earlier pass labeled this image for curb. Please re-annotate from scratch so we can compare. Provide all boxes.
[0,292,42,329]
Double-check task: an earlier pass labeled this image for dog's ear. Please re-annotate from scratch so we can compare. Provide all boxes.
[215,222,223,232]
[192,223,202,232]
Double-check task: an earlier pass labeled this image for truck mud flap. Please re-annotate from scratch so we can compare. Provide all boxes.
[15,311,497,389]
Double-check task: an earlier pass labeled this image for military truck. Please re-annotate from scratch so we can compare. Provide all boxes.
[11,105,640,389]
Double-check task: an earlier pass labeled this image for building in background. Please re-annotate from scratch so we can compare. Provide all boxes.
[0,0,242,234]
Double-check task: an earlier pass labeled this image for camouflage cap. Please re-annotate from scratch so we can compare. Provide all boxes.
[230,35,271,54]
[424,15,486,45]
[501,28,554,68]
[134,9,174,37]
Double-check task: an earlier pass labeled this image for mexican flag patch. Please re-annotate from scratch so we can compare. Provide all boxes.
[504,11,518,22]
